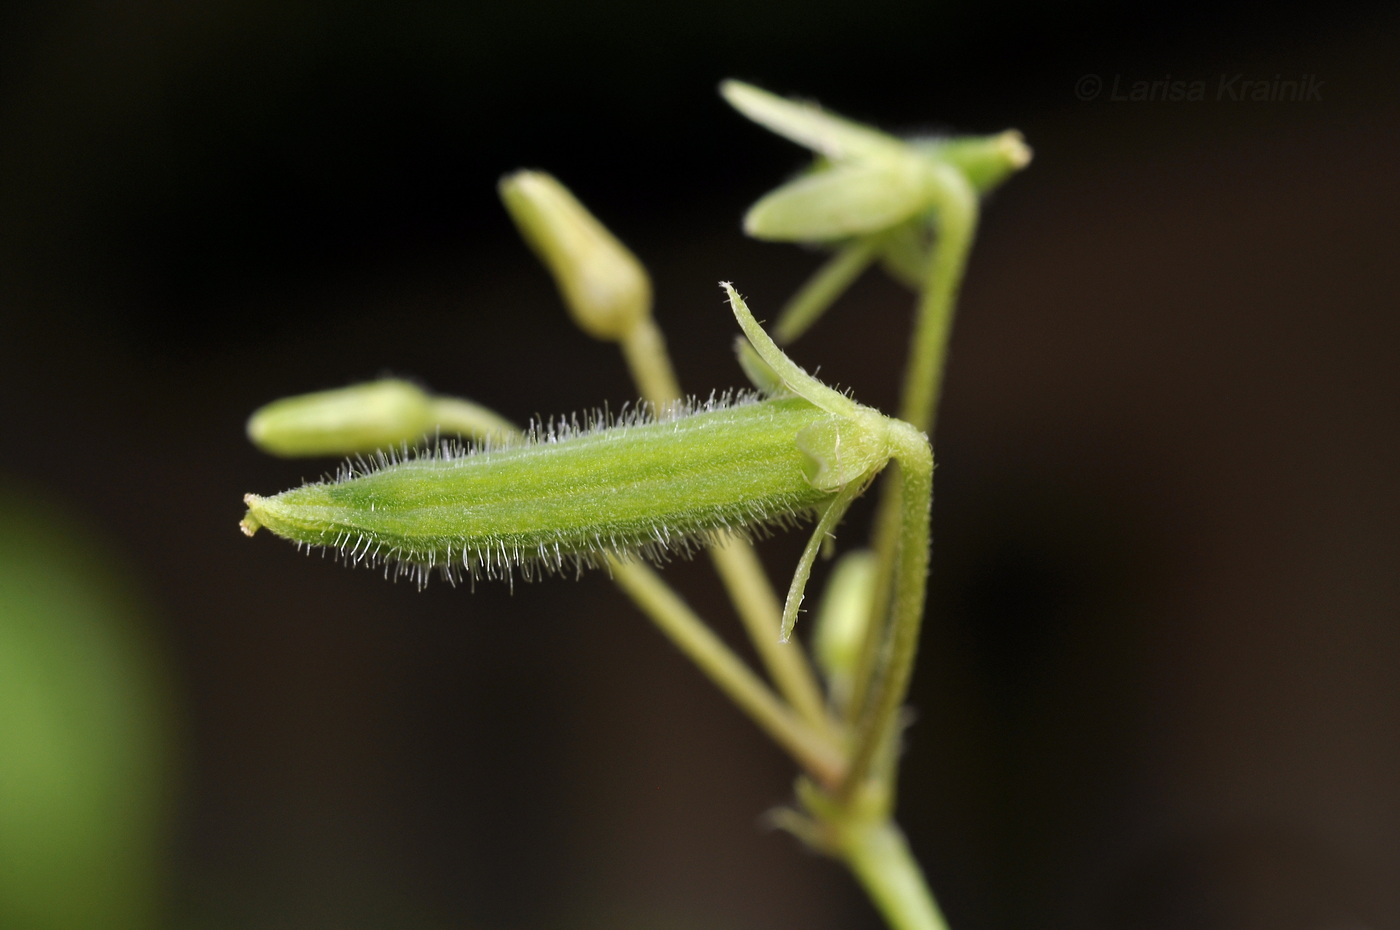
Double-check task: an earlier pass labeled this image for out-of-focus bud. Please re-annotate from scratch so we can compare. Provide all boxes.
[917,130,1033,195]
[813,549,878,702]
[0,487,171,930]
[247,379,434,457]
[723,80,1032,244]
[742,155,930,242]
[499,170,652,342]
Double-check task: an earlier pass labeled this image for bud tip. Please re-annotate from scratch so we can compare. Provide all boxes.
[999,130,1033,169]
[240,494,264,537]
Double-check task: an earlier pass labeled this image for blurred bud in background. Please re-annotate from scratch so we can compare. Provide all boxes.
[0,482,175,930]
[247,379,436,457]
[247,378,518,457]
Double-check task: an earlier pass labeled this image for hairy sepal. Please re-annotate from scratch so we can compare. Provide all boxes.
[722,283,899,638]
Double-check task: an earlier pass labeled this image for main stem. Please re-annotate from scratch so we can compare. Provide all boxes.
[898,162,978,436]
[842,816,951,930]
[831,166,975,930]
[840,424,933,797]
[847,165,978,732]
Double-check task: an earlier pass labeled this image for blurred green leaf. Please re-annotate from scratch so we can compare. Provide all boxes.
[0,484,172,930]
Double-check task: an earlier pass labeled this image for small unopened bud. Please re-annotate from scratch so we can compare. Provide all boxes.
[499,170,652,342]
[247,379,434,457]
[813,549,878,700]
[921,130,1033,194]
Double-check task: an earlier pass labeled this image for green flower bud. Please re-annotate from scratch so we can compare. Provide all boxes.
[248,380,519,458]
[916,130,1033,195]
[813,549,878,699]
[247,379,435,457]
[499,170,652,342]
[723,80,1030,244]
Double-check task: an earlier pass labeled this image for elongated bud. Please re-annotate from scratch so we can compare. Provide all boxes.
[248,379,435,457]
[242,394,847,585]
[242,287,901,599]
[499,170,652,341]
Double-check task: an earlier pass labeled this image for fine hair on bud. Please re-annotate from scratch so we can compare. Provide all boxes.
[242,392,848,588]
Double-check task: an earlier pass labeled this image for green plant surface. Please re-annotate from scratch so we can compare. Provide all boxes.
[0,487,173,930]
[238,81,1030,930]
[243,392,867,586]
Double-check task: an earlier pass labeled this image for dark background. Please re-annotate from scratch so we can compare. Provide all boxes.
[1,1,1397,927]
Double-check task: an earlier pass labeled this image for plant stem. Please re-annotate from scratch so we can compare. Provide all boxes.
[618,316,832,735]
[609,559,844,786]
[427,396,522,444]
[709,541,832,732]
[898,162,978,437]
[839,424,932,798]
[847,164,978,732]
[773,236,882,344]
[619,318,683,407]
[839,815,951,930]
